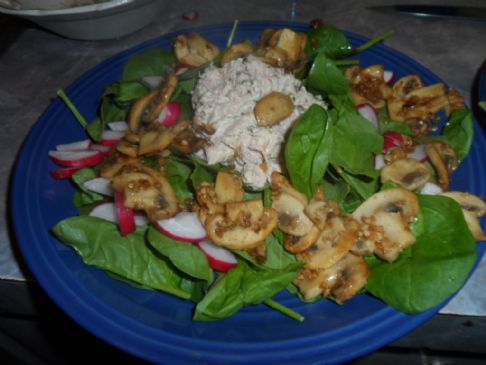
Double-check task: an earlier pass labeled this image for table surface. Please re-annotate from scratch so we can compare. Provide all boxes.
[1,0,486,364]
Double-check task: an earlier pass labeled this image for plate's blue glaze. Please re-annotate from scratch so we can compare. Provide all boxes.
[11,21,486,365]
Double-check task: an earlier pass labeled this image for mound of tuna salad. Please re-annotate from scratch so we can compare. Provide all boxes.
[192,56,326,189]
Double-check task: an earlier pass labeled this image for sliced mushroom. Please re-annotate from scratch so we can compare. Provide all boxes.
[298,216,360,270]
[441,191,486,241]
[170,128,205,154]
[351,216,385,256]
[174,32,220,67]
[100,152,139,179]
[225,199,264,227]
[254,91,294,127]
[272,192,314,236]
[271,172,308,207]
[221,43,254,65]
[294,253,369,303]
[115,140,138,157]
[128,74,178,133]
[345,64,393,109]
[381,158,431,191]
[353,188,419,222]
[205,207,278,250]
[196,183,225,216]
[426,141,458,191]
[138,120,190,156]
[214,171,244,203]
[284,226,321,254]
[304,186,340,230]
[445,89,465,116]
[112,164,179,221]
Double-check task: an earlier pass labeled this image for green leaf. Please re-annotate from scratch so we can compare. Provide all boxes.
[340,169,380,200]
[307,54,351,96]
[52,217,191,299]
[122,49,176,81]
[285,104,330,198]
[71,168,105,207]
[366,195,477,313]
[164,158,194,203]
[305,25,351,59]
[378,108,413,136]
[479,101,486,111]
[148,227,213,283]
[427,108,474,162]
[109,81,149,103]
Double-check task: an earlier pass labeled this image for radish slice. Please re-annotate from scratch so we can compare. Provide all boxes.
[89,202,117,222]
[156,101,181,127]
[141,75,164,89]
[357,103,379,129]
[420,182,443,195]
[383,131,405,152]
[56,139,92,151]
[155,212,206,242]
[89,203,148,227]
[374,154,385,170]
[198,240,237,272]
[48,150,103,168]
[50,167,81,179]
[91,144,111,155]
[384,70,395,85]
[114,192,136,236]
[83,177,113,196]
[407,144,428,162]
[108,121,129,132]
[100,130,124,146]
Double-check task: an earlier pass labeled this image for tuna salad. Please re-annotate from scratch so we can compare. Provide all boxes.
[192,56,326,189]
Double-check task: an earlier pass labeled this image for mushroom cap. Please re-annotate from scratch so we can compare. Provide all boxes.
[381,158,431,191]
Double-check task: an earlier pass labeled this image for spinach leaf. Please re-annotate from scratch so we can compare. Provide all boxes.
[427,108,474,162]
[52,217,192,299]
[147,227,213,283]
[366,195,477,314]
[191,163,216,189]
[305,25,351,60]
[107,81,149,103]
[71,168,105,207]
[164,157,194,203]
[194,260,302,321]
[307,54,351,96]
[285,104,330,198]
[340,169,380,200]
[122,49,176,81]
[378,108,413,136]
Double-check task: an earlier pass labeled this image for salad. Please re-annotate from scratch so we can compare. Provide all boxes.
[50,20,485,322]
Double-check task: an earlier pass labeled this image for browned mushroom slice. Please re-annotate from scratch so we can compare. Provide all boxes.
[284,226,321,254]
[373,210,416,262]
[170,128,205,154]
[426,141,458,191]
[294,253,369,303]
[174,32,220,67]
[441,191,486,241]
[112,164,179,221]
[205,208,278,250]
[351,216,384,256]
[298,216,360,270]
[345,64,393,109]
[221,43,254,65]
[381,158,431,191]
[304,186,340,230]
[128,74,178,133]
[196,183,225,216]
[353,188,419,222]
[100,152,139,179]
[256,28,307,70]
[271,172,308,206]
[225,199,264,227]
[445,89,465,116]
[254,92,294,127]
[138,120,190,156]
[272,192,314,236]
[115,140,138,157]
[214,171,244,203]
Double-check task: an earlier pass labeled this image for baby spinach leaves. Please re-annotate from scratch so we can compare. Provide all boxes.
[122,48,175,81]
[366,195,477,313]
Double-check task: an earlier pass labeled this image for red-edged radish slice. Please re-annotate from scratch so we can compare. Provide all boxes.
[50,167,81,179]
[91,144,111,155]
[420,182,443,195]
[100,130,124,146]
[182,10,199,21]
[48,150,103,168]
[374,154,385,170]
[407,144,428,162]
[357,103,379,128]
[384,70,395,85]
[56,139,92,151]
[89,202,117,222]
[114,191,136,236]
[198,240,237,272]
[141,75,164,89]
[383,131,405,152]
[155,212,206,242]
[83,177,113,196]
[156,101,181,127]
[108,121,129,132]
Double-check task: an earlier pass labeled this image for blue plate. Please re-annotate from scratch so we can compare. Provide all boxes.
[11,21,486,365]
